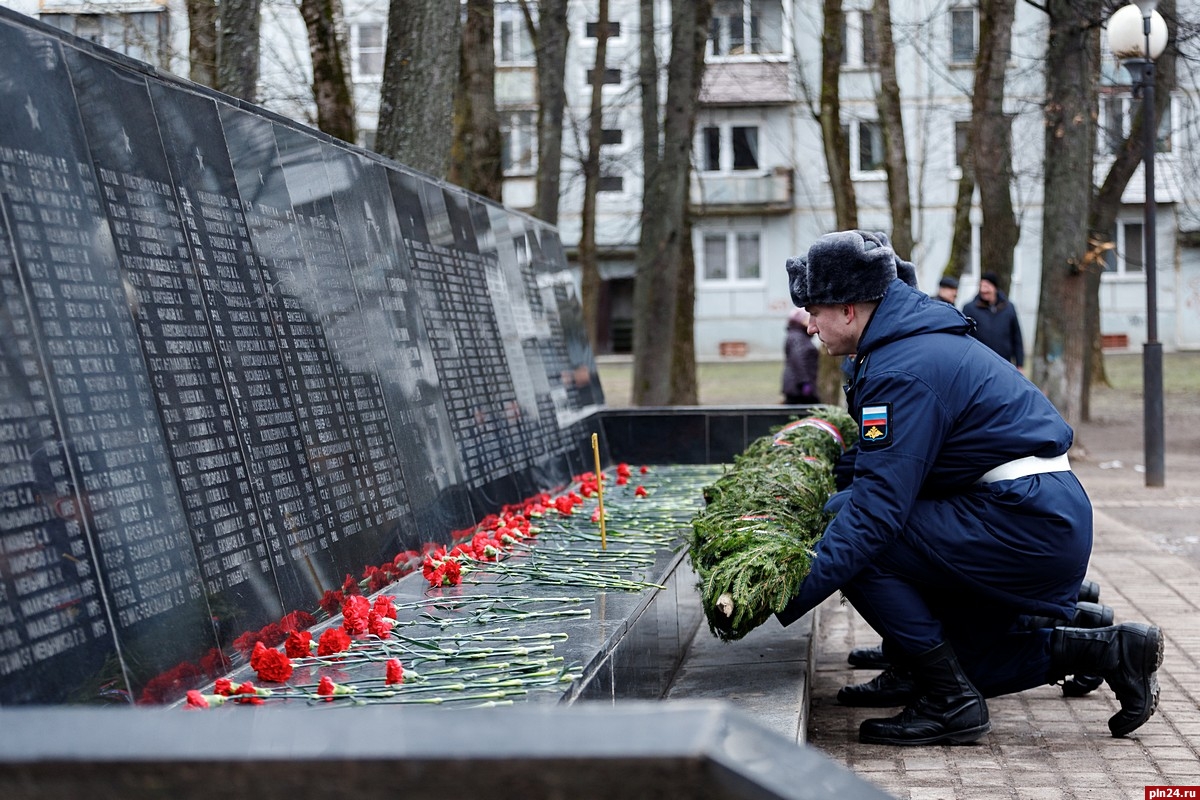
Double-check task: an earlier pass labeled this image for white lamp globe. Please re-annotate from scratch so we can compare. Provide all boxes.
[1106,4,1169,60]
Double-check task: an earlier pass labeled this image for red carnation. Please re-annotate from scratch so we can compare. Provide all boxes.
[372,595,397,620]
[341,594,371,635]
[635,485,648,497]
[385,658,404,686]
[234,681,264,705]
[616,474,629,486]
[214,677,233,696]
[280,610,315,632]
[253,648,294,683]
[639,465,649,474]
[185,690,209,709]
[284,630,313,659]
[319,589,344,617]
[341,574,362,596]
[258,623,286,648]
[317,627,352,656]
[617,463,632,478]
[554,495,574,515]
[368,611,394,638]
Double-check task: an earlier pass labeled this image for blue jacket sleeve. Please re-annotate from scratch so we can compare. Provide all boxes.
[776,368,951,626]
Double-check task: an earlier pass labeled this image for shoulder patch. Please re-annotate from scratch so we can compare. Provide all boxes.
[859,403,893,448]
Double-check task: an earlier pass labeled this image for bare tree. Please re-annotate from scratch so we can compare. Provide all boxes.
[815,0,857,406]
[297,0,356,143]
[519,0,570,224]
[1031,0,1097,424]
[217,0,262,101]
[449,0,503,200]
[820,0,858,231]
[873,0,912,258]
[185,0,218,87]
[376,0,463,178]
[578,0,611,347]
[973,0,1019,287]
[942,0,1017,285]
[631,0,712,405]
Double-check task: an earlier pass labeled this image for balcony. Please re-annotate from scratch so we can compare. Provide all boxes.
[690,167,793,215]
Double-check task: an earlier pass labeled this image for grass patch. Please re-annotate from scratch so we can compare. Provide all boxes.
[598,351,1200,408]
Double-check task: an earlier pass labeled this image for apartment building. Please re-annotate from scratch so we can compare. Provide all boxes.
[9,0,1200,356]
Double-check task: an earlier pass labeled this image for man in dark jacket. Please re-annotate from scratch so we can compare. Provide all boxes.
[963,271,1025,369]
[779,231,1163,746]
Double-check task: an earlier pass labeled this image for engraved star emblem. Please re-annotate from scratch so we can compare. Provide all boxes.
[121,128,132,154]
[24,95,40,130]
[194,147,204,171]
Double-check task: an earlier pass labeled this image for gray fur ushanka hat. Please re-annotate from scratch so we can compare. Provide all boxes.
[785,255,810,307]
[794,230,898,306]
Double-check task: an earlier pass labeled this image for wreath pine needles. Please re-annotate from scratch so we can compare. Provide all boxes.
[688,406,859,641]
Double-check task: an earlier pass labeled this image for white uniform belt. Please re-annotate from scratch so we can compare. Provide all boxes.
[976,453,1071,484]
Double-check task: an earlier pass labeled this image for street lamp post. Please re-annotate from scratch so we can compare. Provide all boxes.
[1106,2,1169,487]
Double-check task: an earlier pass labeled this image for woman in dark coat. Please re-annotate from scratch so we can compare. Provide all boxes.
[781,308,819,405]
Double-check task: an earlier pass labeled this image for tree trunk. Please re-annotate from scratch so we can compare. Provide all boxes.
[639,0,660,188]
[297,0,357,143]
[943,169,975,279]
[816,0,857,407]
[873,0,912,259]
[527,0,569,225]
[632,0,712,406]
[449,0,503,201]
[1085,0,1176,418]
[820,0,857,231]
[376,0,463,178]
[579,0,610,348]
[217,0,262,101]
[671,212,698,404]
[1033,0,1097,424]
[972,0,1019,288]
[185,0,218,88]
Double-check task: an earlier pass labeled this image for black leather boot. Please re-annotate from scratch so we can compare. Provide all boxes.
[1062,602,1114,697]
[858,642,991,746]
[837,665,918,707]
[847,644,888,669]
[1078,579,1101,603]
[1050,623,1164,737]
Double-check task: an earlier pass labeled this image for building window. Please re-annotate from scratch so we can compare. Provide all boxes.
[1104,221,1145,276]
[500,110,537,174]
[702,232,761,283]
[710,0,783,57]
[585,67,622,86]
[1099,93,1173,156]
[41,10,167,66]
[850,120,885,175]
[586,20,621,38]
[839,10,876,67]
[351,22,385,79]
[700,124,760,172]
[950,7,977,64]
[496,2,534,64]
[598,174,624,193]
[601,128,623,145]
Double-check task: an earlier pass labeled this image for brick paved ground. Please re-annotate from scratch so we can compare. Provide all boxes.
[806,435,1200,800]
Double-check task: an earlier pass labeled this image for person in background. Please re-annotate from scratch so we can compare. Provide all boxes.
[782,308,820,405]
[963,271,1024,371]
[933,276,958,305]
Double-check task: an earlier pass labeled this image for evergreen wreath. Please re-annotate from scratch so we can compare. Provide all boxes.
[688,406,859,641]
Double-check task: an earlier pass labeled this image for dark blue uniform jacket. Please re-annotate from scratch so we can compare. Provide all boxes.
[778,280,1091,625]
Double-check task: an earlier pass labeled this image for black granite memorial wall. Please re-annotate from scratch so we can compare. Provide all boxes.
[0,7,605,705]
